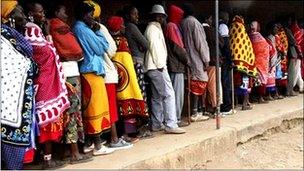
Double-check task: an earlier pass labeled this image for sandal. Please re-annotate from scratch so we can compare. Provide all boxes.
[138,130,154,140]
[70,154,93,165]
[42,159,67,170]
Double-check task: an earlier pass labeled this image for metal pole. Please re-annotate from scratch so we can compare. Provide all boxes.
[215,0,221,129]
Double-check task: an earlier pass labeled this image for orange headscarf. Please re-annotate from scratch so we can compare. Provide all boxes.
[1,0,18,22]
[83,0,101,19]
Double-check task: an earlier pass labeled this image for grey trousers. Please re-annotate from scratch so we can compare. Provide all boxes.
[288,58,304,93]
[147,69,178,129]
[169,73,184,122]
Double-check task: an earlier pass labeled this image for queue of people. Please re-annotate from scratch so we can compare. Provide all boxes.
[1,0,303,170]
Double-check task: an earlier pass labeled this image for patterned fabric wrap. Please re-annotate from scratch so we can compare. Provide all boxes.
[1,143,26,170]
[112,36,148,118]
[229,16,257,77]
[24,22,70,126]
[1,25,37,146]
[249,32,270,85]
[81,73,111,135]
[63,76,84,144]
[277,27,289,79]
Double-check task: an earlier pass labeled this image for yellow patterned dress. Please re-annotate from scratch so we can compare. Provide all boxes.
[229,15,257,77]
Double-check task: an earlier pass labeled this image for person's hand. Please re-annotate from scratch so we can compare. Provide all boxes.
[43,19,51,35]
[91,21,100,32]
[157,68,164,72]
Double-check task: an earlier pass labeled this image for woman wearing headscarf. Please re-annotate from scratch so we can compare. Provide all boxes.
[49,4,92,164]
[25,2,70,169]
[229,15,256,110]
[73,2,114,156]
[84,0,133,149]
[107,16,151,140]
[1,1,37,169]
[249,21,270,103]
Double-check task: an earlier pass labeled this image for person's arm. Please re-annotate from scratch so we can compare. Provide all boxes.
[193,23,210,68]
[145,24,166,70]
[99,24,117,58]
[131,24,149,51]
[165,24,189,66]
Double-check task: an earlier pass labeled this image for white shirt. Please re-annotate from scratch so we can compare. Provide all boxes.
[99,24,119,84]
[62,61,80,77]
[144,22,167,71]
[219,23,229,37]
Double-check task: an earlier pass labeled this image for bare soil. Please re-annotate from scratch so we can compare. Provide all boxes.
[195,120,303,169]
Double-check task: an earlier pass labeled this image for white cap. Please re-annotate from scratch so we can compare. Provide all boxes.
[150,4,167,17]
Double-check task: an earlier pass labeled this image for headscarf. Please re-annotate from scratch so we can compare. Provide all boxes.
[84,0,101,19]
[1,0,18,22]
[107,16,124,35]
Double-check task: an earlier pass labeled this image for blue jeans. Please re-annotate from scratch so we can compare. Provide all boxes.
[147,69,178,129]
[169,73,184,122]
[220,65,232,112]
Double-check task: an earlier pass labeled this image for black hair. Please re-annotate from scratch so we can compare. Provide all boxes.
[74,2,94,20]
[182,3,194,17]
[265,21,276,34]
[47,3,65,19]
[123,5,136,21]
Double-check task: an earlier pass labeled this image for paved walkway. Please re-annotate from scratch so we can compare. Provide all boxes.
[63,95,303,169]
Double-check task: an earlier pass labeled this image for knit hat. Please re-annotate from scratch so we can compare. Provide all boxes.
[150,4,167,17]
[107,16,124,34]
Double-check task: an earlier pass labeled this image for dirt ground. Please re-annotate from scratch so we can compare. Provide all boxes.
[195,122,304,169]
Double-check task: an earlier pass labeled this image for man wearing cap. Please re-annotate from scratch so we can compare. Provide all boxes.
[144,4,186,134]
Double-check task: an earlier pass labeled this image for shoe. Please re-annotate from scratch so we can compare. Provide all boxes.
[190,114,209,122]
[152,125,165,132]
[83,144,94,153]
[70,154,93,165]
[109,138,133,150]
[287,91,298,97]
[93,145,115,156]
[42,159,67,170]
[164,127,186,134]
[242,105,253,110]
[121,136,140,144]
[177,120,190,127]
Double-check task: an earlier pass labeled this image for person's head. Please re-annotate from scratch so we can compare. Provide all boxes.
[250,21,260,33]
[150,4,167,25]
[182,3,194,17]
[266,21,278,35]
[168,5,184,25]
[203,14,213,26]
[107,16,125,35]
[124,6,139,24]
[1,1,27,33]
[219,11,229,24]
[74,2,95,27]
[27,2,46,25]
[84,0,101,22]
[53,5,68,23]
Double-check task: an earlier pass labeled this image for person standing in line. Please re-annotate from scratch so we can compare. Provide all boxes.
[202,14,219,116]
[181,3,210,121]
[218,11,235,115]
[25,2,71,169]
[83,0,133,150]
[282,16,303,96]
[49,4,93,164]
[1,1,37,169]
[124,6,153,139]
[249,21,270,104]
[165,4,190,127]
[145,4,186,134]
[73,2,114,156]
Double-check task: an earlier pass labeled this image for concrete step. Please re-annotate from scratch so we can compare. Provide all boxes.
[64,95,303,169]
